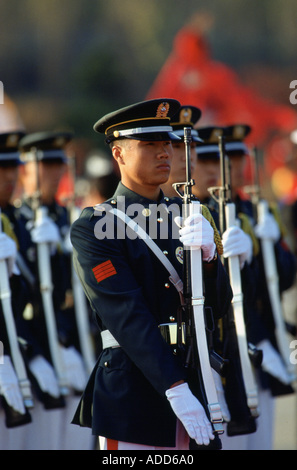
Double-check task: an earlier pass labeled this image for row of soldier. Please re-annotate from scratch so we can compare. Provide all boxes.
[163,107,297,450]
[0,130,96,450]
[0,101,296,450]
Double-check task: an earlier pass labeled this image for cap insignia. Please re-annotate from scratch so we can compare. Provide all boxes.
[233,126,245,139]
[54,137,66,147]
[6,134,18,147]
[210,128,223,142]
[180,107,192,123]
[156,102,170,118]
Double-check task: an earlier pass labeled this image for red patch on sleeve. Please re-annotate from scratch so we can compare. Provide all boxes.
[92,260,117,283]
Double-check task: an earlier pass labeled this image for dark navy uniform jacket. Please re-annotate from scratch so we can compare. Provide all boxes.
[71,182,232,447]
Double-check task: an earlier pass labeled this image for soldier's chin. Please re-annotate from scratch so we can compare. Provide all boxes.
[158,173,171,185]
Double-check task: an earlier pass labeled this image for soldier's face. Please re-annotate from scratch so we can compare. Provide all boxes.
[229,154,246,192]
[21,160,65,201]
[192,158,220,200]
[112,139,173,192]
[0,165,19,207]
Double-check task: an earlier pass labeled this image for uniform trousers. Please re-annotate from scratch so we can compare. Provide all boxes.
[99,419,189,450]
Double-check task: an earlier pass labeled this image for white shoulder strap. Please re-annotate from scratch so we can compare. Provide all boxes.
[110,208,183,298]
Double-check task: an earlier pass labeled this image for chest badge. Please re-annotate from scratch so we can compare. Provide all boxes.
[175,246,183,264]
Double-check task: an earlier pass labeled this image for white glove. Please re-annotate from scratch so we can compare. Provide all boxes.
[165,382,214,446]
[0,232,17,277]
[254,212,280,243]
[222,226,253,269]
[212,370,231,423]
[62,228,73,253]
[177,213,216,262]
[28,355,60,397]
[60,346,87,392]
[257,339,291,385]
[31,216,61,246]
[0,356,26,414]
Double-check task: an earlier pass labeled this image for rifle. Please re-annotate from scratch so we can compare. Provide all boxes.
[173,127,224,436]
[244,148,296,383]
[208,136,259,419]
[0,210,33,427]
[67,156,96,377]
[32,148,69,399]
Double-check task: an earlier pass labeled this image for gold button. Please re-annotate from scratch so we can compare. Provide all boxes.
[157,217,163,223]
[165,283,170,288]
[169,316,175,322]
[104,361,109,367]
[163,250,168,256]
[111,199,116,205]
[142,208,151,217]
[164,197,169,202]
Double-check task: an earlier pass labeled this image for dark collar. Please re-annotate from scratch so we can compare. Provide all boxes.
[112,182,171,207]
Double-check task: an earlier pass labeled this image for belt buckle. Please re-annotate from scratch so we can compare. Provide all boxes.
[158,322,185,345]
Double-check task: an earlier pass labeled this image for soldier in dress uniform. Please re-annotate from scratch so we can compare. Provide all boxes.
[70,98,233,450]
[0,131,34,449]
[14,131,91,449]
[223,124,297,450]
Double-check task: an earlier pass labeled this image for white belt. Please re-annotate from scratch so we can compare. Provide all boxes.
[101,330,120,349]
[101,324,185,349]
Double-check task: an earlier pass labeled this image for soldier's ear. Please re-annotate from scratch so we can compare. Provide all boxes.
[112,144,125,166]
